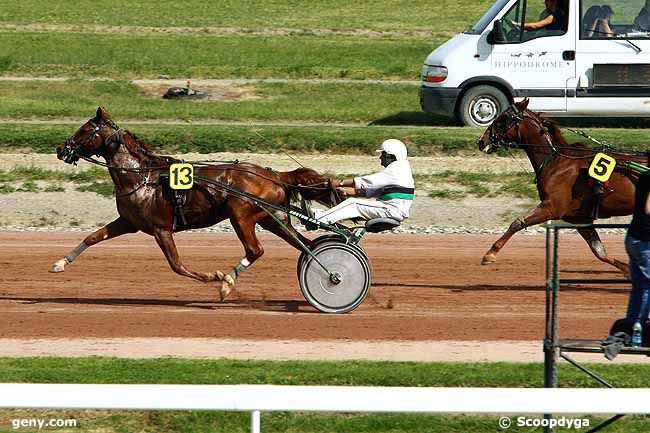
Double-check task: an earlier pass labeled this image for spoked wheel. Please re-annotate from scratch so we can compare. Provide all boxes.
[298,243,371,314]
[297,234,367,278]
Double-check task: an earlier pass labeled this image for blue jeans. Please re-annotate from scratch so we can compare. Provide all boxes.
[625,233,650,320]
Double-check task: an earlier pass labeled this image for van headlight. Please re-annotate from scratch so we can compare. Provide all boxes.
[421,65,448,83]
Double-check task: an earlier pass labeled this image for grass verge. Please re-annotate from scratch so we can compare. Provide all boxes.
[0,80,431,123]
[0,33,438,80]
[0,168,539,201]
[0,358,649,432]
[0,123,479,155]
[1,122,649,156]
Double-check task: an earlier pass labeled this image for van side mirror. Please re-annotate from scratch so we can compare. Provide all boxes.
[488,20,506,44]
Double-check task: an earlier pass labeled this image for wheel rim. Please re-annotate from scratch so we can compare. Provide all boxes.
[469,96,499,126]
[299,244,370,313]
[296,236,367,278]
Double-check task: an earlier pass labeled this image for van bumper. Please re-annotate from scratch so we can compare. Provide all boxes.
[419,86,460,117]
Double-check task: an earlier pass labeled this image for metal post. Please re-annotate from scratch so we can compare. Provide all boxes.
[550,226,560,389]
[251,410,261,433]
[544,225,559,389]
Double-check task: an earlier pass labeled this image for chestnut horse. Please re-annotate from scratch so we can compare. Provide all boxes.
[477,98,648,274]
[53,107,337,300]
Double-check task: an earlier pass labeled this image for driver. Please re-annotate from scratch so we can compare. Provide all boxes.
[513,0,568,32]
[309,139,414,227]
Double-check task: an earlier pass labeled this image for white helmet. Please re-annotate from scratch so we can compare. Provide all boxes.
[376,139,408,161]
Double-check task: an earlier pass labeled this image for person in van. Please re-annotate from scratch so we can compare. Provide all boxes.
[584,5,614,38]
[634,0,650,33]
[512,0,568,33]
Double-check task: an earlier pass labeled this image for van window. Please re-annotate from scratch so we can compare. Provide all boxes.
[466,0,511,34]
[581,0,650,39]
[500,0,569,43]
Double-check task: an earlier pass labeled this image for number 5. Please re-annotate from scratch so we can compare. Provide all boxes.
[169,163,194,190]
[588,153,616,182]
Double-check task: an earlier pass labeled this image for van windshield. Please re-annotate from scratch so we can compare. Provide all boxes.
[465,0,512,34]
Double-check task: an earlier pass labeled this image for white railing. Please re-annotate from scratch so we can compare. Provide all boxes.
[2,385,650,432]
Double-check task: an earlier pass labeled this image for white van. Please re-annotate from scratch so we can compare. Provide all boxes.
[420,0,650,127]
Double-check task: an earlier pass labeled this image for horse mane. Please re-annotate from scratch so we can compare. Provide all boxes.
[278,167,330,203]
[533,111,591,151]
[121,130,156,155]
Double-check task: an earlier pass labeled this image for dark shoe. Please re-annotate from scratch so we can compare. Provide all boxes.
[300,199,318,231]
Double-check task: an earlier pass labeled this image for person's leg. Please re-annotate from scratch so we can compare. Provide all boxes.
[635,239,650,319]
[625,234,647,319]
[315,199,397,225]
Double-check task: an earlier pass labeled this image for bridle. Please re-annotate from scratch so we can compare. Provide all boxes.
[59,117,124,166]
[486,105,597,160]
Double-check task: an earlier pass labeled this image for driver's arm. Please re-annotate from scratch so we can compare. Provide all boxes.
[521,14,554,30]
[331,178,362,197]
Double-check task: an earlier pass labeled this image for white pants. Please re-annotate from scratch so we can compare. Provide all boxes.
[314,198,404,225]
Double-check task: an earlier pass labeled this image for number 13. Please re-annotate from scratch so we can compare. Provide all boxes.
[170,163,194,190]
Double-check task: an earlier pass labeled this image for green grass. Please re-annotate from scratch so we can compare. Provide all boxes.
[0,80,429,122]
[0,166,106,182]
[0,167,112,196]
[0,123,482,155]
[3,410,646,433]
[0,0,493,33]
[0,32,438,80]
[0,358,649,432]
[76,181,114,197]
[0,168,539,201]
[419,171,539,200]
[3,357,650,388]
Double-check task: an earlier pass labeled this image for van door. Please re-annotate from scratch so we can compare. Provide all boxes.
[491,0,577,112]
[569,0,650,115]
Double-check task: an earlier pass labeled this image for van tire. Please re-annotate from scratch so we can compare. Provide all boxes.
[457,85,509,127]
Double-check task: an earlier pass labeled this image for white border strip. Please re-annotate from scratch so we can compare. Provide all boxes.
[0,385,649,414]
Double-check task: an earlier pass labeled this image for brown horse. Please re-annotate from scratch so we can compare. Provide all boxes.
[53,107,337,300]
[477,98,647,274]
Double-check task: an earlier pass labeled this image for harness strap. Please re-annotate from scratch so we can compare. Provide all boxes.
[534,154,554,184]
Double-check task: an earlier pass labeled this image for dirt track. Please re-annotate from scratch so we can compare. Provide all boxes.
[0,231,630,345]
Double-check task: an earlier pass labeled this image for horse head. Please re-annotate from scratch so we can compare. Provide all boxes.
[477,98,532,154]
[57,107,122,164]
[282,168,343,208]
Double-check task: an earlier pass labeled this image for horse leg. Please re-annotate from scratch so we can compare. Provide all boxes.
[50,216,137,272]
[482,203,554,265]
[220,216,265,301]
[153,228,224,283]
[577,227,629,277]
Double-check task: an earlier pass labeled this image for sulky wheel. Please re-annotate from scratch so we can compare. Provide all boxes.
[297,235,368,278]
[298,243,371,314]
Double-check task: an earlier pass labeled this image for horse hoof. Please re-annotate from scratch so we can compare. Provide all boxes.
[49,259,67,273]
[220,275,235,301]
[481,255,496,265]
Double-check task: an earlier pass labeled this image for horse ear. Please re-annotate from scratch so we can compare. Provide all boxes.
[95,107,111,120]
[516,98,530,111]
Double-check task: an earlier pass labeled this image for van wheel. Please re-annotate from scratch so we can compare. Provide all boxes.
[457,85,509,127]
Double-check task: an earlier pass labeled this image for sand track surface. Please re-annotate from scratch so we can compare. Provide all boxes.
[0,231,635,362]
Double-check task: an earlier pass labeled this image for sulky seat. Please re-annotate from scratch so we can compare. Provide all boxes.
[364,217,401,233]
